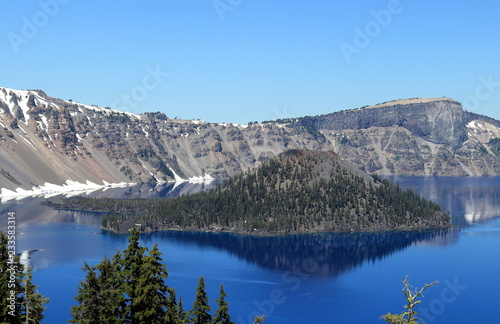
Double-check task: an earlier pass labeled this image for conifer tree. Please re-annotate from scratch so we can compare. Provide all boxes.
[165,288,179,324]
[135,243,169,323]
[213,284,234,324]
[189,276,212,324]
[70,256,125,323]
[122,228,147,323]
[177,296,188,324]
[21,267,49,324]
[94,256,125,323]
[70,262,101,323]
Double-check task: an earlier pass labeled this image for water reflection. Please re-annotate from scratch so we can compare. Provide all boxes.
[2,177,500,277]
[143,230,449,278]
[0,182,218,228]
[387,176,500,227]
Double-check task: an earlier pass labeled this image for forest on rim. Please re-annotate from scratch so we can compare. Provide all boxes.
[50,150,451,235]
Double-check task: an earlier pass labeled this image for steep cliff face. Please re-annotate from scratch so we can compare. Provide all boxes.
[1,88,499,195]
[309,98,500,176]
[304,98,467,150]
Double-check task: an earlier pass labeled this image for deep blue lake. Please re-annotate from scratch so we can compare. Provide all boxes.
[1,177,500,323]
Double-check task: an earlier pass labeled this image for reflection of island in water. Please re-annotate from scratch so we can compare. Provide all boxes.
[2,177,499,277]
[142,230,449,278]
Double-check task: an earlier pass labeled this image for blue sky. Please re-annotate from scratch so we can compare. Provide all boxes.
[1,0,500,124]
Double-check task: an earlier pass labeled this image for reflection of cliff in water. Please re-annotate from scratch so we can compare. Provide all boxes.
[0,182,218,228]
[387,176,500,227]
[143,230,448,278]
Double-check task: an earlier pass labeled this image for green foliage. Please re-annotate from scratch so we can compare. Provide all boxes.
[189,276,212,324]
[22,267,50,323]
[134,244,170,323]
[213,284,234,324]
[60,151,450,235]
[0,231,49,324]
[70,229,236,324]
[381,276,438,324]
[69,262,103,323]
[122,229,148,322]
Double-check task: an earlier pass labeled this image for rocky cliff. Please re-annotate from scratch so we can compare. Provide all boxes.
[1,88,499,195]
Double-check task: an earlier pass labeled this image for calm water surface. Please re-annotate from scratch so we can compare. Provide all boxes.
[1,178,500,323]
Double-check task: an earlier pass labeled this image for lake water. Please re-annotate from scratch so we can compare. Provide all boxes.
[1,177,500,323]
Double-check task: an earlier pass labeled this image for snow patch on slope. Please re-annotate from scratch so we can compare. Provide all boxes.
[0,180,135,200]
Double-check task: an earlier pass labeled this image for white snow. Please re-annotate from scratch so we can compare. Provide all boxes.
[39,114,49,130]
[188,173,214,183]
[47,133,56,146]
[64,100,141,120]
[168,166,185,183]
[0,180,135,200]
[140,124,149,138]
[467,120,482,131]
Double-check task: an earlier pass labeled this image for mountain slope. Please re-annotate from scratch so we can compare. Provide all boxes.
[1,87,500,194]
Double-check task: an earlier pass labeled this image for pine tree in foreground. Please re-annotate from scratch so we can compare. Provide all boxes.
[122,228,147,324]
[213,284,234,324]
[189,276,212,324]
[177,296,188,324]
[69,229,246,323]
[69,262,101,324]
[134,243,170,323]
[95,256,125,323]
[22,267,49,324]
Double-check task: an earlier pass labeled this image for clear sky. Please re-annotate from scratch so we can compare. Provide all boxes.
[1,0,500,124]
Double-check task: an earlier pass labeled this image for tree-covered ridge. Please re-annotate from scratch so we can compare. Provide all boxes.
[53,150,450,234]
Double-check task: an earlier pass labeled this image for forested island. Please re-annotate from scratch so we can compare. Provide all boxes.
[49,150,451,235]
